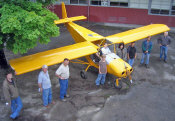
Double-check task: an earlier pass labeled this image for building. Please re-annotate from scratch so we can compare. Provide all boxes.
[51,0,175,27]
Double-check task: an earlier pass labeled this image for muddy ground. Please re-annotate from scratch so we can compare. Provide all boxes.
[0,22,175,121]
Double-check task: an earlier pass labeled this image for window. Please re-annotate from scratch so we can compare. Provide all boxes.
[55,0,70,4]
[149,0,171,15]
[110,0,129,7]
[171,0,175,15]
[91,0,102,6]
[70,0,88,5]
[130,0,149,9]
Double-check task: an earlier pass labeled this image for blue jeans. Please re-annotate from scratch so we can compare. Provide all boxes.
[95,73,106,85]
[10,96,23,119]
[42,88,52,106]
[59,79,68,99]
[140,53,150,65]
[160,46,168,61]
[128,58,135,67]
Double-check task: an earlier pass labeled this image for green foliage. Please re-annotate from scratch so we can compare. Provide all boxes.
[0,0,59,54]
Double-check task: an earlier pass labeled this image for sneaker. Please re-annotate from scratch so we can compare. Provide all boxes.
[159,58,162,61]
[130,80,133,84]
[145,64,149,68]
[44,105,50,108]
[164,60,167,63]
[51,101,55,105]
[61,99,66,102]
[64,94,70,98]
[139,63,143,67]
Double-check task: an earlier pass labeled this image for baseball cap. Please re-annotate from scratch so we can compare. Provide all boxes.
[42,65,48,69]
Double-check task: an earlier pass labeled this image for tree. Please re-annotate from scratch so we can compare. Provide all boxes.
[0,0,59,68]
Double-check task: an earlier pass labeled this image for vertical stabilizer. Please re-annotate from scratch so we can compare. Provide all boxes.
[62,2,67,19]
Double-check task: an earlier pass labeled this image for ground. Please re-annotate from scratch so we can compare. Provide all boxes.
[0,22,175,121]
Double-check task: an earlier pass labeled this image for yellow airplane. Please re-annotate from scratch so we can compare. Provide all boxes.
[9,2,170,88]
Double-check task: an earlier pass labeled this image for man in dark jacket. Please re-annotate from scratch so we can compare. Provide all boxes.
[140,36,153,68]
[157,32,172,63]
[127,42,137,67]
[3,71,23,119]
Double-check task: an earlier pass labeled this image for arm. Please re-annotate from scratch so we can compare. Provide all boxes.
[3,83,11,105]
[55,66,64,79]
[38,83,42,92]
[38,74,43,92]
[157,36,162,46]
[135,53,137,59]
[168,36,172,45]
[135,48,137,58]
[99,64,101,74]
[142,41,146,52]
[148,42,153,52]
[55,74,64,79]
[127,47,130,59]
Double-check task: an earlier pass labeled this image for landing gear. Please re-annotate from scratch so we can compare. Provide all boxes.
[80,70,87,79]
[114,78,122,89]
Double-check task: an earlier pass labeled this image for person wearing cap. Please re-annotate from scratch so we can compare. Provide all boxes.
[38,65,53,107]
[3,71,23,119]
[140,36,153,68]
[55,58,70,102]
[127,42,137,67]
[157,32,172,63]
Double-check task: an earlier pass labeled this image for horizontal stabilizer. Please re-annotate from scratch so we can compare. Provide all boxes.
[54,16,87,24]
[106,24,170,44]
[10,42,97,75]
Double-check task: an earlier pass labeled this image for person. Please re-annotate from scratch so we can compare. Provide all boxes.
[116,43,127,61]
[95,55,107,86]
[101,43,111,55]
[140,36,153,68]
[55,58,70,102]
[3,71,23,119]
[157,31,172,63]
[92,44,102,63]
[38,65,54,107]
[127,42,137,67]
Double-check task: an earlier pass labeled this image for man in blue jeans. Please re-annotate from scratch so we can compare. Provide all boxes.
[38,65,54,107]
[127,42,137,67]
[140,36,153,68]
[55,58,70,102]
[3,71,23,119]
[95,55,107,86]
[157,32,172,63]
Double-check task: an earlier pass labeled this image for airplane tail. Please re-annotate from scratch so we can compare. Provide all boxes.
[54,2,87,24]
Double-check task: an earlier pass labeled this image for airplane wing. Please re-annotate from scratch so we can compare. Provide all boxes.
[9,42,98,75]
[54,16,87,24]
[106,24,170,44]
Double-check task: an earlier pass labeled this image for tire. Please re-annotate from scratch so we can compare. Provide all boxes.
[114,79,122,89]
[80,70,87,79]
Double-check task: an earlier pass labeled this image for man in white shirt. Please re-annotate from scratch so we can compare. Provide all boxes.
[101,43,111,55]
[55,58,70,102]
[38,65,54,107]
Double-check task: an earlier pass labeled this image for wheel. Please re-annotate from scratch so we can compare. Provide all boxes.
[80,70,87,79]
[114,79,122,89]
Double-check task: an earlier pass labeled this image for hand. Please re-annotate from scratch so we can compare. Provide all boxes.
[145,51,148,53]
[159,44,162,46]
[60,77,65,80]
[99,71,101,74]
[5,102,9,106]
[40,88,43,92]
